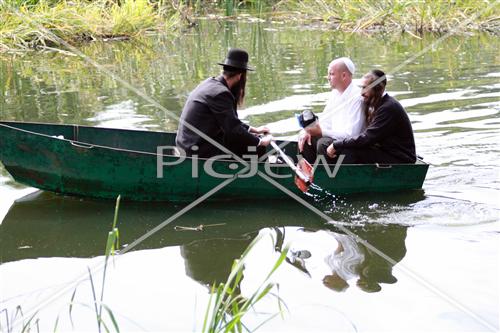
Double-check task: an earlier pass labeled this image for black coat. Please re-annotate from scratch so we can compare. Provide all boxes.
[175,76,259,157]
[333,95,416,163]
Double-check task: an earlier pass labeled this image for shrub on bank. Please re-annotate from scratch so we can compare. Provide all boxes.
[0,0,498,51]
[0,0,166,51]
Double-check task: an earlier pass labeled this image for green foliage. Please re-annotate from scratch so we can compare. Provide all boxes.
[72,195,122,332]
[110,0,156,35]
[105,195,121,258]
[273,0,500,33]
[0,0,497,51]
[97,195,121,332]
[203,234,289,333]
[0,305,40,333]
[225,0,235,16]
[0,0,171,50]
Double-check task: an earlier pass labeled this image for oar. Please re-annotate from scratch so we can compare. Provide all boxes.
[270,141,313,192]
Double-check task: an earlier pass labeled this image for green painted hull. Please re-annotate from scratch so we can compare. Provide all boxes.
[0,121,429,201]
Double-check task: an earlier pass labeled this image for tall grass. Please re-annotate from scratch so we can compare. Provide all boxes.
[0,0,179,51]
[1,0,497,51]
[96,195,121,332]
[273,0,499,33]
[1,198,287,332]
[66,196,122,333]
[0,196,122,333]
[203,234,289,333]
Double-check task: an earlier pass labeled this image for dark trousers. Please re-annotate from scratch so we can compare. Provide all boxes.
[301,136,404,164]
[301,136,332,164]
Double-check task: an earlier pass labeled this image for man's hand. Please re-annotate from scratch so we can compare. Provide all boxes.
[258,134,273,147]
[250,126,270,135]
[298,130,312,152]
[304,122,322,137]
[326,144,337,159]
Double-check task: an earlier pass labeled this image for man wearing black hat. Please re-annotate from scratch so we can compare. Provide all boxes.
[176,48,272,158]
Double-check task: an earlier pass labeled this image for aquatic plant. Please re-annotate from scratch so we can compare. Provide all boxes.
[0,306,39,333]
[1,0,498,51]
[273,0,500,34]
[202,234,289,333]
[69,195,121,333]
[95,195,121,332]
[0,0,172,51]
[0,196,121,332]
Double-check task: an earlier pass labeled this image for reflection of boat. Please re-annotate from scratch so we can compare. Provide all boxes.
[0,191,317,263]
[1,191,418,293]
[0,121,429,201]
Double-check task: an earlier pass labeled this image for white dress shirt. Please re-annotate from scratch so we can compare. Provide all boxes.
[318,82,366,140]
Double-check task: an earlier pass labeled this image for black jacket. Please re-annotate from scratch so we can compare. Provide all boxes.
[333,94,416,163]
[175,76,259,157]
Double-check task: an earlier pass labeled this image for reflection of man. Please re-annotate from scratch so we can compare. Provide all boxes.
[325,69,416,164]
[298,57,366,164]
[355,224,407,293]
[323,224,408,293]
[180,236,255,291]
[176,48,271,158]
[323,233,364,292]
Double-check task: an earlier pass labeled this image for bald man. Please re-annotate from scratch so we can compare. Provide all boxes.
[298,57,366,164]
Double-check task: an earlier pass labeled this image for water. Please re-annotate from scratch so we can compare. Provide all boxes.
[0,21,499,331]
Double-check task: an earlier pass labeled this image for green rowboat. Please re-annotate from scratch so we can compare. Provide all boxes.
[0,121,429,201]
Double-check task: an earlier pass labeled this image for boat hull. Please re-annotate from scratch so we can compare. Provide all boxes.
[0,121,429,201]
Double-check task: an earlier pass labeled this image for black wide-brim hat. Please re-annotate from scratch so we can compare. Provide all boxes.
[218,48,255,71]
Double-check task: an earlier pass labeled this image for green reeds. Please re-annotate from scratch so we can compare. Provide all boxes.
[1,0,497,51]
[0,306,40,333]
[220,0,270,17]
[273,0,499,33]
[225,0,236,16]
[0,0,169,51]
[1,197,289,332]
[0,196,122,332]
[97,195,121,332]
[68,195,121,332]
[110,0,157,35]
[202,234,289,333]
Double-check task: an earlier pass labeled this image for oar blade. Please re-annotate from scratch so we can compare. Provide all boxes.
[294,158,314,193]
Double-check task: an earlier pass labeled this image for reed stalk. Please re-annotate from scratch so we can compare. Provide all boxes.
[202,234,289,333]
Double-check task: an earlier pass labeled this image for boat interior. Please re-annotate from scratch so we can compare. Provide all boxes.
[0,121,300,160]
[1,121,427,166]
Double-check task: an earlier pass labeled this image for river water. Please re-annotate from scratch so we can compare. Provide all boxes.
[0,21,499,331]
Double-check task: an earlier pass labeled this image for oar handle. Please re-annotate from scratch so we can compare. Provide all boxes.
[270,141,310,185]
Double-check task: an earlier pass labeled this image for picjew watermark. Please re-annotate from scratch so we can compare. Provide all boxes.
[156,145,345,179]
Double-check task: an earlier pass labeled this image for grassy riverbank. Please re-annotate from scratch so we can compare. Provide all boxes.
[273,0,499,34]
[0,0,181,51]
[0,0,498,51]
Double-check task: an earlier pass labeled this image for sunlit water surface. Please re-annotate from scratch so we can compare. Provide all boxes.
[0,21,499,331]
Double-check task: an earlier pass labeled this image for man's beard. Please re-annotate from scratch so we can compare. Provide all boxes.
[363,92,383,124]
[366,94,379,109]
